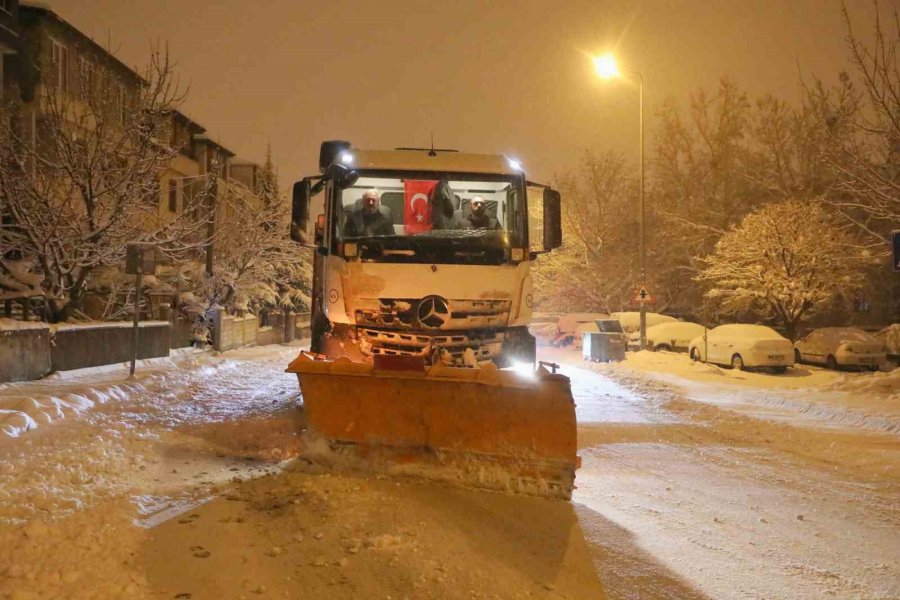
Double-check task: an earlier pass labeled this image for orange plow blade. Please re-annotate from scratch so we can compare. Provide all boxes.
[286,354,578,500]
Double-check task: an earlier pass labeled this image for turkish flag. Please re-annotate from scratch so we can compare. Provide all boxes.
[403,180,437,235]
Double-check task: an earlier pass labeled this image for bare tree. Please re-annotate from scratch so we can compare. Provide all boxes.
[0,47,214,321]
[696,199,871,339]
[654,79,754,242]
[811,2,899,247]
[532,150,638,312]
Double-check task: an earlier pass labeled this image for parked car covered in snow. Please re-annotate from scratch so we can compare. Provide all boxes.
[552,312,609,347]
[688,324,794,373]
[529,321,561,346]
[629,321,707,352]
[794,327,886,371]
[612,311,678,334]
[874,324,900,361]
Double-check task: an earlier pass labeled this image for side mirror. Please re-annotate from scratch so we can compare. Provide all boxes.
[290,180,311,243]
[324,163,359,190]
[542,188,562,251]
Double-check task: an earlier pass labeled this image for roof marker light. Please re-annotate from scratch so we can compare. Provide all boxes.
[340,151,354,165]
[507,158,523,171]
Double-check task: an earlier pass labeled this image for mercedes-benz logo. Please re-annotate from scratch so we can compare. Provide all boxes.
[417,295,449,329]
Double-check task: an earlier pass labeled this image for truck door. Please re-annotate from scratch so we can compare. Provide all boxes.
[309,182,330,351]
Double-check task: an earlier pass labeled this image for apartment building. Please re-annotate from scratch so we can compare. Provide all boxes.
[1,4,269,318]
[0,0,19,101]
[8,4,264,229]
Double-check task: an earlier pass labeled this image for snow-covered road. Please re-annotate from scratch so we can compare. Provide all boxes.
[562,349,899,599]
[0,344,897,599]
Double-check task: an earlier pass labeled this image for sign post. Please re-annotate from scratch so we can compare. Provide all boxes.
[892,230,899,273]
[125,243,157,376]
[630,285,655,351]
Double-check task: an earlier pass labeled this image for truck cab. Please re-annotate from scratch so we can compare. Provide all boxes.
[291,141,562,367]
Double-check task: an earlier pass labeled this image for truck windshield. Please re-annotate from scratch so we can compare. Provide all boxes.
[334,172,526,264]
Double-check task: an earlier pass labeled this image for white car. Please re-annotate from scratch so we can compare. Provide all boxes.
[631,321,707,353]
[794,327,886,371]
[689,324,794,373]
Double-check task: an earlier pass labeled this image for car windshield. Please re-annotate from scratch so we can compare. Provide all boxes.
[335,172,527,262]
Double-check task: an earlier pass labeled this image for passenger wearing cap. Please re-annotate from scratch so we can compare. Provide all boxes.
[342,189,395,237]
[463,196,500,230]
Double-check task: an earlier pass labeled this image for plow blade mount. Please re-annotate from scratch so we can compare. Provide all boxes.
[286,354,578,500]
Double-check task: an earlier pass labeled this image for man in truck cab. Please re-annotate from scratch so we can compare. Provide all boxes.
[343,189,395,237]
[464,196,500,230]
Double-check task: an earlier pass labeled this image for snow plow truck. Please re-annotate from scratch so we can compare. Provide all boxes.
[286,141,577,499]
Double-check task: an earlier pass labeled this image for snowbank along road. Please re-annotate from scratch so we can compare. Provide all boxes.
[0,344,897,599]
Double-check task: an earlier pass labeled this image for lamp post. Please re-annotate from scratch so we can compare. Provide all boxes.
[593,54,647,350]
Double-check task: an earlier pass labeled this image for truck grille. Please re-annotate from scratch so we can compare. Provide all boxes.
[355,297,510,331]
[357,327,505,363]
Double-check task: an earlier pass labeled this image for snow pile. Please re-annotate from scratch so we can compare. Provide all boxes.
[0,499,149,599]
[0,366,156,438]
[51,320,171,331]
[827,367,900,399]
[0,318,49,331]
[547,347,900,434]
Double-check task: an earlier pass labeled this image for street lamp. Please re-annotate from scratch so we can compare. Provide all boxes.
[593,53,648,350]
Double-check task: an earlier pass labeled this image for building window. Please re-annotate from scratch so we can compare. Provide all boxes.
[112,83,126,123]
[51,40,68,92]
[167,179,178,212]
[79,57,95,100]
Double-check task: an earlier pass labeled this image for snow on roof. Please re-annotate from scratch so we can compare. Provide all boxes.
[711,324,785,340]
[611,312,678,332]
[556,313,610,333]
[808,327,880,344]
[644,321,706,341]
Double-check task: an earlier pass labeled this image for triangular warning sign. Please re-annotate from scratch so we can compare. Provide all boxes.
[631,286,655,304]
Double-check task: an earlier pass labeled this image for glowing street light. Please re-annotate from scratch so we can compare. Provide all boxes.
[592,53,648,350]
[592,54,621,79]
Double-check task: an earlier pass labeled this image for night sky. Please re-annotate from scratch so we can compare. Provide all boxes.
[42,0,879,184]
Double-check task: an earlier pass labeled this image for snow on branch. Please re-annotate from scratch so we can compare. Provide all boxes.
[695,199,873,339]
[0,46,215,322]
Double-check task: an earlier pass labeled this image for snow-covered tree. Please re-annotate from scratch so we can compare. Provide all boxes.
[0,48,214,322]
[203,148,311,314]
[695,199,870,339]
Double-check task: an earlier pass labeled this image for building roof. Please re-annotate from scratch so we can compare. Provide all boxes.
[171,109,206,135]
[19,3,144,85]
[194,133,236,158]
